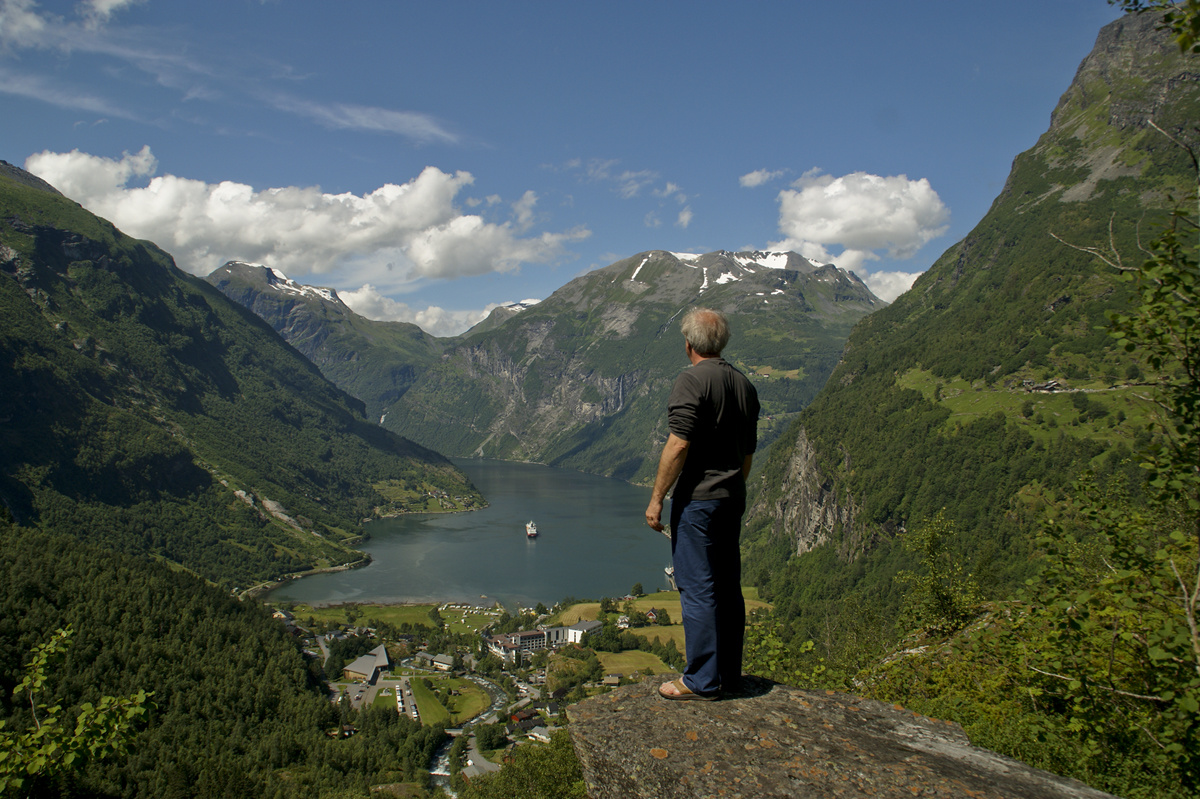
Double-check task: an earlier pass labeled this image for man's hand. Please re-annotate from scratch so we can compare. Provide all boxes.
[646,433,689,533]
[645,497,666,532]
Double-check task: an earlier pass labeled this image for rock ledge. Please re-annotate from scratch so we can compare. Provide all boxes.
[568,676,1115,799]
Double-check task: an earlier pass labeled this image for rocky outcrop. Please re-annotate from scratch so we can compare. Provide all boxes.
[747,427,869,560]
[568,676,1116,799]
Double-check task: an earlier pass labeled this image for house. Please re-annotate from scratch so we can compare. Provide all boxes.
[486,635,520,664]
[512,630,547,653]
[528,726,552,743]
[567,620,602,644]
[540,625,571,648]
[510,708,538,725]
[616,615,630,629]
[342,644,390,683]
[432,653,455,671]
[487,630,547,664]
[645,608,660,623]
[602,675,622,687]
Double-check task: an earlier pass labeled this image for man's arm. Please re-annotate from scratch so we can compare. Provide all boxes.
[741,453,753,481]
[645,433,689,532]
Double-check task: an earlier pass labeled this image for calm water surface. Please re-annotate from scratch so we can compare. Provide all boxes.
[266,459,672,608]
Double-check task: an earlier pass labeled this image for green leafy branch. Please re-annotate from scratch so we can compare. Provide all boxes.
[0,626,151,797]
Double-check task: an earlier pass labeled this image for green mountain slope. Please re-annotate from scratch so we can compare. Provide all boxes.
[0,165,481,588]
[390,250,884,481]
[206,261,445,424]
[742,12,1196,649]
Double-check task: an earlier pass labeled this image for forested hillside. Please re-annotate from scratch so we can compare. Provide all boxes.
[0,523,445,797]
[743,9,1196,646]
[738,10,1199,797]
[0,164,482,588]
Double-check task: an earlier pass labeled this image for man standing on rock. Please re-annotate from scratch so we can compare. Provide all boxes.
[645,307,759,701]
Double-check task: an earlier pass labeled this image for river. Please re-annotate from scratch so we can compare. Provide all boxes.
[266,459,672,608]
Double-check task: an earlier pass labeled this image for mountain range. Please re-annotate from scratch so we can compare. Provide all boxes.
[210,250,883,482]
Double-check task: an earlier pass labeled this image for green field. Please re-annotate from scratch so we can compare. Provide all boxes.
[894,368,1159,453]
[409,676,490,726]
[630,624,687,649]
[277,602,500,634]
[596,650,670,675]
[556,589,770,625]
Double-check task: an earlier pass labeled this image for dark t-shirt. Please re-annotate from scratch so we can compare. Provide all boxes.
[667,357,760,502]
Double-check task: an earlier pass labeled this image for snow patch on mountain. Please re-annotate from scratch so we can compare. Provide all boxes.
[630,254,652,282]
[229,261,342,304]
[500,299,541,312]
[734,252,792,271]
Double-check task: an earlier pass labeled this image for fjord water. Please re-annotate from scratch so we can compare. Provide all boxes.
[266,459,672,608]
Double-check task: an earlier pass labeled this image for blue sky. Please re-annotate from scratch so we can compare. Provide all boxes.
[4,0,1123,335]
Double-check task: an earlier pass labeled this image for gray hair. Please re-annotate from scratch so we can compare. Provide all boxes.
[681,307,730,356]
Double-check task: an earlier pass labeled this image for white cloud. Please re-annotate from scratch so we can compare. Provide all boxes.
[511,190,538,231]
[0,0,48,45]
[768,169,948,281]
[0,2,454,145]
[615,169,656,199]
[338,284,505,337]
[81,0,143,27]
[25,146,589,289]
[265,95,459,144]
[676,206,693,229]
[739,168,785,188]
[0,65,135,118]
[862,270,921,302]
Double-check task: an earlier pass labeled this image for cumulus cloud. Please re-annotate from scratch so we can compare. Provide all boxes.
[862,270,922,303]
[339,284,501,337]
[25,146,590,290]
[739,168,785,188]
[677,206,693,229]
[768,169,949,275]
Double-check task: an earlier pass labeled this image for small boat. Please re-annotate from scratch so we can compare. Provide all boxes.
[525,520,538,538]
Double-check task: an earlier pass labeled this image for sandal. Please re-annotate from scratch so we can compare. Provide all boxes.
[658,678,718,701]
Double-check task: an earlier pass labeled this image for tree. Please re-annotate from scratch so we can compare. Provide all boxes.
[987,101,1200,793]
[458,729,585,799]
[895,510,981,636]
[0,627,151,796]
[474,723,508,751]
[630,582,644,597]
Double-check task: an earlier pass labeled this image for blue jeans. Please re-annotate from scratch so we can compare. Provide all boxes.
[670,496,746,695]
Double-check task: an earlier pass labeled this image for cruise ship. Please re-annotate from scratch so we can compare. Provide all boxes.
[525,520,538,538]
